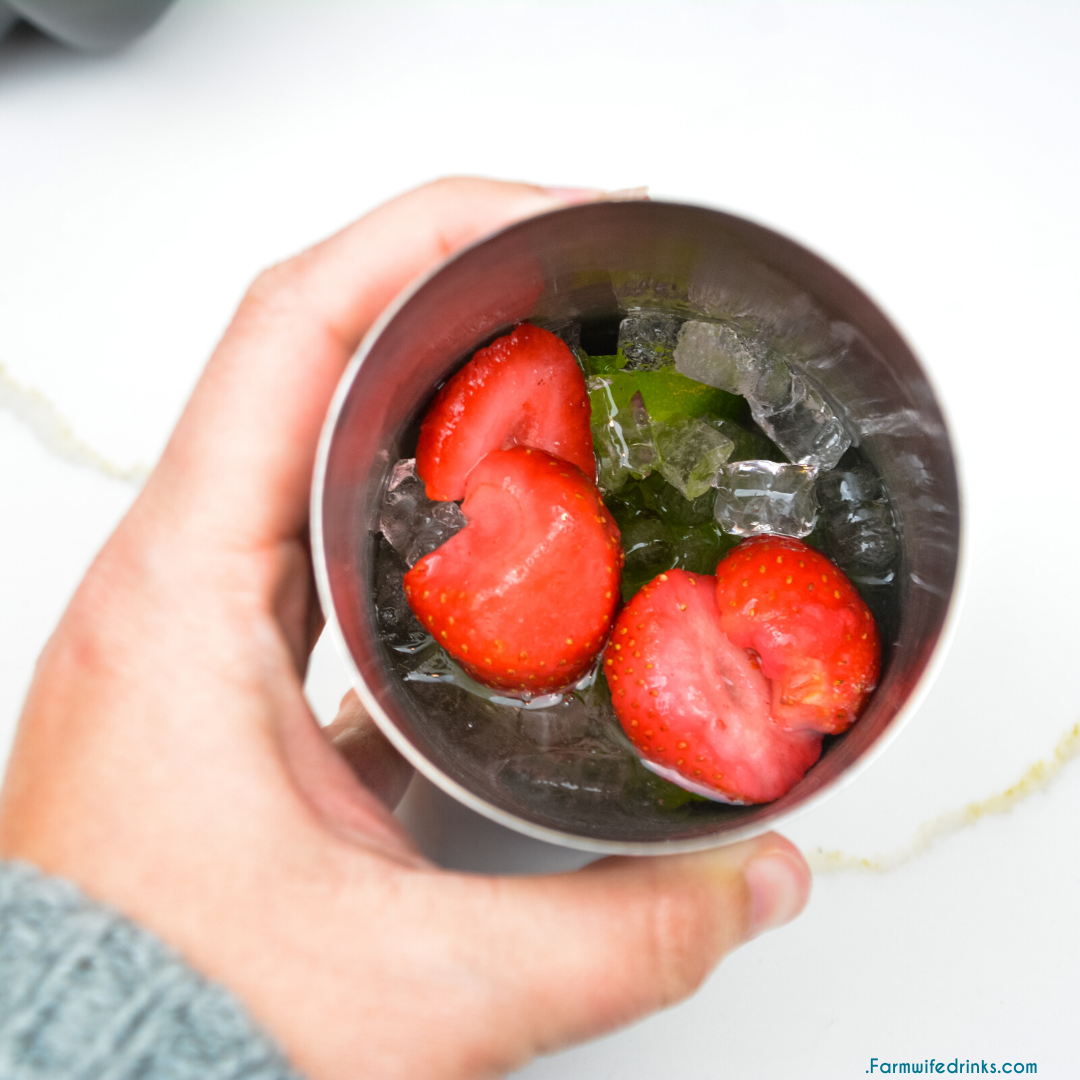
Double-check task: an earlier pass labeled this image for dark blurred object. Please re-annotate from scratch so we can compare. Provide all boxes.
[0,4,18,39]
[0,0,174,51]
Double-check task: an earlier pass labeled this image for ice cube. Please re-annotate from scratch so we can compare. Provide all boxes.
[388,457,418,489]
[373,538,427,652]
[587,379,660,492]
[822,502,899,574]
[675,321,851,471]
[815,464,899,575]
[592,434,631,492]
[624,391,661,475]
[378,461,425,556]
[654,416,736,500]
[588,376,630,491]
[745,351,798,412]
[816,464,884,507]
[673,320,760,393]
[404,501,468,567]
[750,373,851,471]
[714,460,818,538]
[433,501,468,529]
[379,457,467,567]
[618,311,682,370]
[703,417,778,463]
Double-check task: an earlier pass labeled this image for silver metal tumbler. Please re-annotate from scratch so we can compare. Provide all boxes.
[312,200,961,854]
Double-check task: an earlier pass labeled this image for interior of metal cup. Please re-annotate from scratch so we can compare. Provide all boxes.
[314,201,961,851]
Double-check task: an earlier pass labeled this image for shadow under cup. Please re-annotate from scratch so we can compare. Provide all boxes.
[312,201,961,854]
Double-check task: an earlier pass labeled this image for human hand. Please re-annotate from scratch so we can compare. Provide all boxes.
[0,178,810,1080]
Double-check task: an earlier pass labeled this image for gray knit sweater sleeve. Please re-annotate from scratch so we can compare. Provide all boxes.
[0,860,305,1080]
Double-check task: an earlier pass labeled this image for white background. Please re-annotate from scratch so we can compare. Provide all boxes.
[1,2,1077,1076]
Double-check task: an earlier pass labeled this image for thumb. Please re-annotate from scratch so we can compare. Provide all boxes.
[494,833,810,1056]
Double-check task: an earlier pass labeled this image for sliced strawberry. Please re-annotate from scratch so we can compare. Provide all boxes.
[404,446,623,695]
[603,570,823,804]
[715,536,881,735]
[415,323,595,501]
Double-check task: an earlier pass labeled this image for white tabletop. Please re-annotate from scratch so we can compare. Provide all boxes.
[2,3,1077,1076]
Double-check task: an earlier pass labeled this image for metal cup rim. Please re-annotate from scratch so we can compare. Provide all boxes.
[311,198,964,854]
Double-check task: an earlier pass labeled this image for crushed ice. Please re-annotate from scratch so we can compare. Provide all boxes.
[816,464,899,580]
[588,380,660,492]
[378,458,467,567]
[674,319,851,471]
[617,311,682,370]
[713,459,818,538]
[654,416,735,500]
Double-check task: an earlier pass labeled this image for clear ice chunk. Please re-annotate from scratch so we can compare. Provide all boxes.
[588,376,629,491]
[592,437,630,492]
[816,464,883,507]
[750,372,851,471]
[379,461,426,555]
[823,502,899,574]
[675,320,851,471]
[673,320,759,393]
[654,417,736,500]
[378,458,467,567]
[714,460,818,538]
[373,538,427,653]
[587,379,659,491]
[624,391,661,475]
[699,417,771,463]
[817,466,898,575]
[745,351,798,413]
[618,311,682,370]
[404,501,468,567]
[388,456,417,490]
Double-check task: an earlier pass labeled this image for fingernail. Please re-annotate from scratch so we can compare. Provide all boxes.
[598,185,650,202]
[542,186,603,205]
[745,849,810,937]
[542,185,651,205]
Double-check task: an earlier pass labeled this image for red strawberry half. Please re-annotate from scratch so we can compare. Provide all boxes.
[405,446,623,695]
[715,536,881,735]
[415,323,595,502]
[603,569,823,804]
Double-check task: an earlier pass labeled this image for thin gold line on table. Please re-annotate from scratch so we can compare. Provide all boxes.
[0,361,149,485]
[807,722,1080,874]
